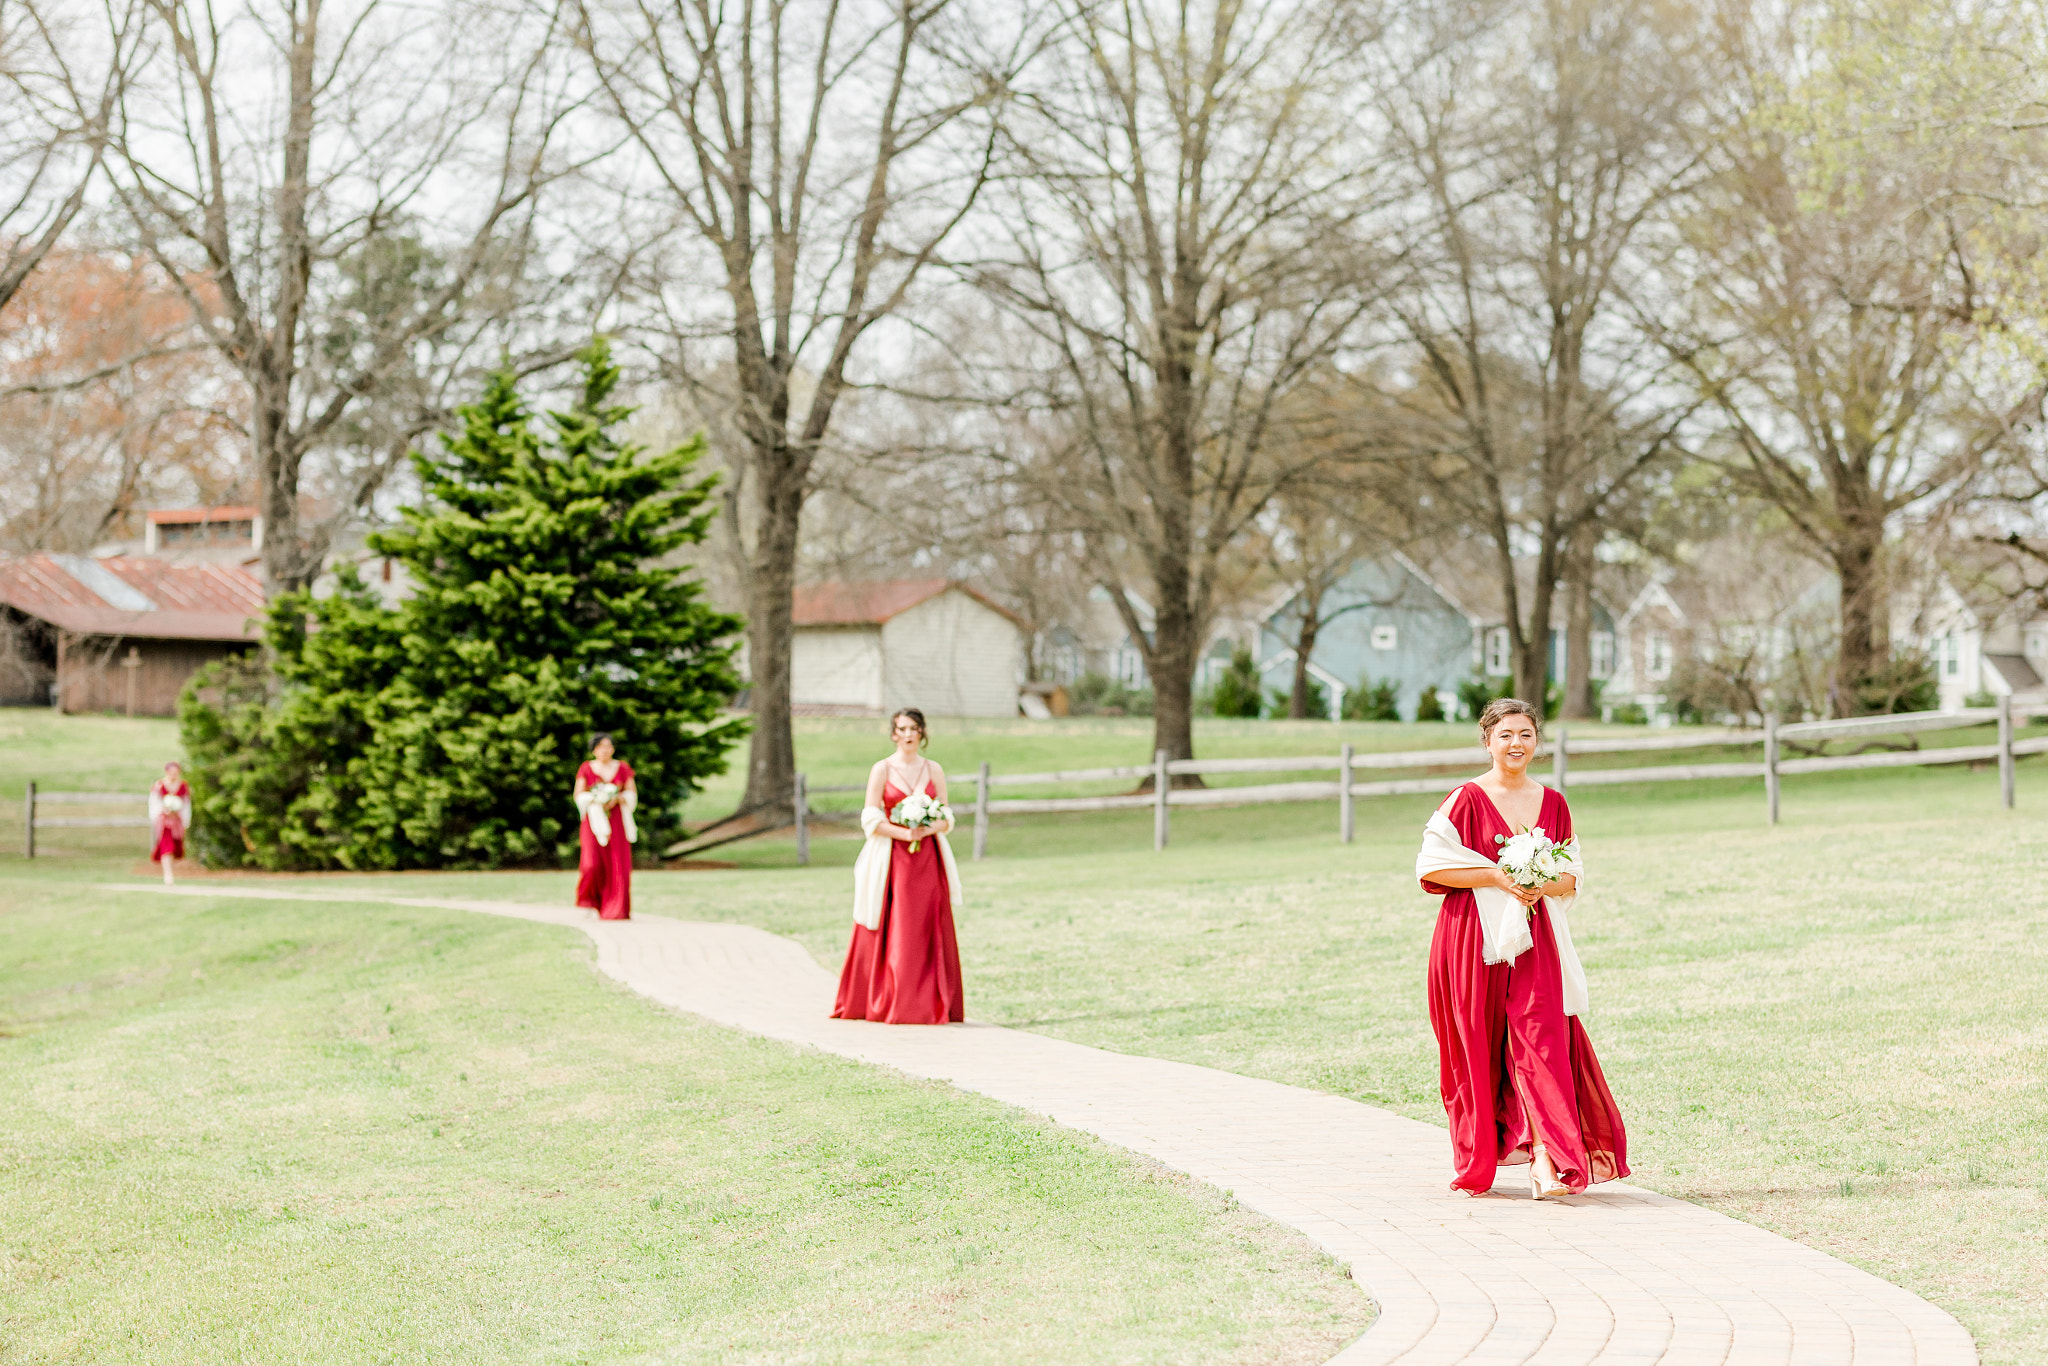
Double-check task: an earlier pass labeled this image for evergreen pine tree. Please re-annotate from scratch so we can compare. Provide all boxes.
[181,341,745,869]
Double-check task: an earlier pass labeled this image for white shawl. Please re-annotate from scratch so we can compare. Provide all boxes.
[853,805,963,930]
[573,788,637,846]
[1416,809,1590,1016]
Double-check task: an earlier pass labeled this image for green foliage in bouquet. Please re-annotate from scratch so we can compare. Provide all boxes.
[1206,647,1264,718]
[180,341,746,869]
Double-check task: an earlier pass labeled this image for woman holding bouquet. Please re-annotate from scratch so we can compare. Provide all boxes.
[833,708,965,1024]
[1415,698,1628,1199]
[148,761,190,885]
[573,734,637,920]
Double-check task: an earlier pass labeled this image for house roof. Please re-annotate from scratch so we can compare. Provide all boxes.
[793,578,1028,631]
[148,505,260,525]
[0,553,266,641]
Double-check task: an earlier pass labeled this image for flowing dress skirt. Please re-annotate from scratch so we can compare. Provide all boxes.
[834,814,964,1025]
[576,807,633,920]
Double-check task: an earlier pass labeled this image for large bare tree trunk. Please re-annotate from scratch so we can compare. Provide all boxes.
[1831,526,1887,716]
[1561,537,1598,719]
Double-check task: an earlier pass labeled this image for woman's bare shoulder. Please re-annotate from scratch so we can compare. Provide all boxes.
[925,758,948,776]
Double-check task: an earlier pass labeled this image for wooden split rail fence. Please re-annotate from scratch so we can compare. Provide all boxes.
[20,782,151,859]
[788,698,2047,863]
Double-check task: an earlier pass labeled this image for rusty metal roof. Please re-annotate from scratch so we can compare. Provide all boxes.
[0,553,264,641]
[792,578,1027,630]
[146,506,260,525]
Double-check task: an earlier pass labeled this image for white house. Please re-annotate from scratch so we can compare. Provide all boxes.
[790,578,1027,717]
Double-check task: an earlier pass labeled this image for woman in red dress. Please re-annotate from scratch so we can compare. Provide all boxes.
[573,734,636,920]
[833,708,965,1024]
[149,761,190,885]
[1417,698,1628,1198]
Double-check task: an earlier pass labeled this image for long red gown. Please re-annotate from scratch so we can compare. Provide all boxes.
[833,778,965,1024]
[150,779,189,862]
[1421,782,1629,1194]
[574,760,634,921]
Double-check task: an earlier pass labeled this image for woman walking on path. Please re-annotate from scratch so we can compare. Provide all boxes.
[148,761,190,885]
[574,734,637,920]
[834,708,965,1024]
[1416,698,1629,1199]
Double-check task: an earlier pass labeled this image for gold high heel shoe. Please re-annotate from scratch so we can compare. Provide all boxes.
[1529,1144,1570,1201]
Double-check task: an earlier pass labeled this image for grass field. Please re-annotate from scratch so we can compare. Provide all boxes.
[0,874,1367,1361]
[8,708,2048,1361]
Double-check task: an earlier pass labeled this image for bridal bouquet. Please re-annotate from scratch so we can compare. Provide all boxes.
[160,793,184,815]
[1495,826,1577,903]
[889,791,952,853]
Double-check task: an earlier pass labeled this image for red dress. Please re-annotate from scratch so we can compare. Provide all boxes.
[574,760,634,920]
[833,779,965,1024]
[1421,782,1629,1194]
[150,779,189,862]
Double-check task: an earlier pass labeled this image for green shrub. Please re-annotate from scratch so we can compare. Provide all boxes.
[1456,674,1510,720]
[1608,702,1649,725]
[1268,676,1328,719]
[1414,686,1446,722]
[1207,648,1264,718]
[1343,676,1400,721]
[1964,689,1998,709]
[1069,671,1156,717]
[180,342,745,870]
[1854,651,1940,715]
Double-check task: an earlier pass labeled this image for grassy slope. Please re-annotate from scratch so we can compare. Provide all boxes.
[11,708,2048,1360]
[0,880,1368,1364]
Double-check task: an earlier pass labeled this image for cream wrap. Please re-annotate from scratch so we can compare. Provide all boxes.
[574,788,633,846]
[853,804,963,930]
[1416,810,1590,1016]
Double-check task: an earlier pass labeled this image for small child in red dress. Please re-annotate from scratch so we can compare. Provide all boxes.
[149,761,191,885]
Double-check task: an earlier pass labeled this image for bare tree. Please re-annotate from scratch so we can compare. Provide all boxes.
[1386,0,1703,711]
[969,0,1388,772]
[572,0,1024,817]
[1658,0,2041,714]
[0,0,138,315]
[106,0,579,591]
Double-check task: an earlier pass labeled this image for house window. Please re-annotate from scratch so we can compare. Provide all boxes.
[1946,633,1960,676]
[1647,632,1673,681]
[1371,624,1398,651]
[1591,631,1614,680]
[1485,627,1510,676]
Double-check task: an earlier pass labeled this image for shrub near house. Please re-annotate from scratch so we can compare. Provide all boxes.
[180,344,745,870]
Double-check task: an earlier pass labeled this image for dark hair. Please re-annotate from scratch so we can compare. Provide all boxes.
[590,732,615,754]
[890,708,928,747]
[1477,697,1541,741]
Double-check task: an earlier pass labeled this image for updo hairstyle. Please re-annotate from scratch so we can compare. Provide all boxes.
[1477,697,1541,741]
[589,732,615,754]
[890,708,929,747]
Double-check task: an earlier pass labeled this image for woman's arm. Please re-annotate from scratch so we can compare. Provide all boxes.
[930,763,953,833]
[1429,865,1544,905]
[866,763,913,840]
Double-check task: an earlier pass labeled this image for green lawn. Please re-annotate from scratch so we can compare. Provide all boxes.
[0,876,1368,1363]
[10,708,2048,1362]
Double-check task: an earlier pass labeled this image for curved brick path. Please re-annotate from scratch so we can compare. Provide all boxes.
[120,885,1975,1365]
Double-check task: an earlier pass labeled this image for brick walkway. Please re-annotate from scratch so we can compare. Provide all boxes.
[124,885,1976,1365]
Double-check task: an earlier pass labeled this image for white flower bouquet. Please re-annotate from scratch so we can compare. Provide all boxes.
[160,793,184,815]
[888,790,952,853]
[1494,826,1577,904]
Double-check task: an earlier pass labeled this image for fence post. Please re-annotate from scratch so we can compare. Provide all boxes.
[793,772,809,867]
[23,780,33,860]
[1553,725,1569,795]
[1764,715,1780,826]
[974,760,990,861]
[1999,693,2015,810]
[1339,743,1355,844]
[1154,749,1170,851]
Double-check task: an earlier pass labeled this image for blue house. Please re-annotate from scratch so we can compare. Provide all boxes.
[1257,554,1479,719]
